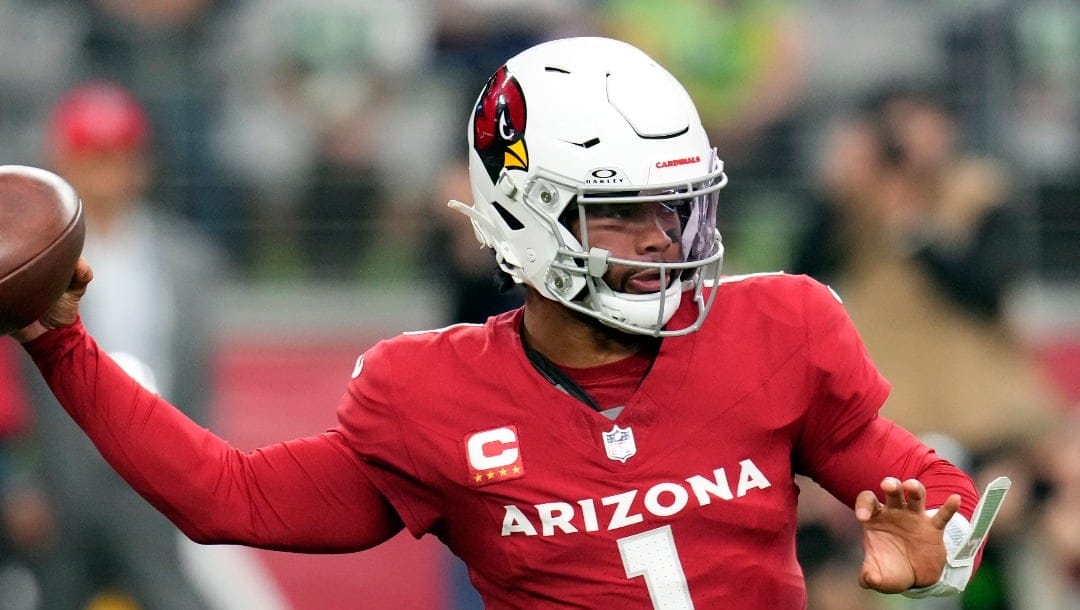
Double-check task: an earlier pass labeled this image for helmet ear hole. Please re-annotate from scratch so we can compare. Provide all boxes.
[557,200,578,230]
[491,202,525,230]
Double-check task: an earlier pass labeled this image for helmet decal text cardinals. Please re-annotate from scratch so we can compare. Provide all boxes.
[473,66,529,184]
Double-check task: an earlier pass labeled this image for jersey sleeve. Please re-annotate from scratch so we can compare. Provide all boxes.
[795,277,891,471]
[334,339,443,539]
[793,278,978,518]
[811,415,979,518]
[20,320,403,552]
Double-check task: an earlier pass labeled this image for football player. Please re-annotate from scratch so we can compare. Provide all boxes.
[10,37,1001,607]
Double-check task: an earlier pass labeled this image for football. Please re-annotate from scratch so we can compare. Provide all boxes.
[0,165,85,335]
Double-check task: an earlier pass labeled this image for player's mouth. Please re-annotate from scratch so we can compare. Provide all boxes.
[623,269,672,294]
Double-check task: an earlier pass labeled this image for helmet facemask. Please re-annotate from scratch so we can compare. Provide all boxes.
[534,151,726,336]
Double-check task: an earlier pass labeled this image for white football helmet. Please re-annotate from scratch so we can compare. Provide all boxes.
[450,37,727,336]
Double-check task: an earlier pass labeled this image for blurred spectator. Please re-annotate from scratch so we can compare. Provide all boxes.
[212,0,591,283]
[0,1,85,166]
[69,0,240,268]
[790,84,1068,609]
[796,0,1079,281]
[599,0,809,273]
[796,0,955,112]
[941,1,1079,181]
[2,82,224,610]
[1029,413,1080,608]
[993,1,1080,281]
[0,342,41,610]
[211,0,453,280]
[433,0,591,97]
[793,84,1062,450]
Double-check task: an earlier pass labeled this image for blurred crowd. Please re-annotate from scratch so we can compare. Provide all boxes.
[0,1,1077,609]
[0,1,1076,283]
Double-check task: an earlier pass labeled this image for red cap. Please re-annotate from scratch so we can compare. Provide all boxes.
[48,82,150,155]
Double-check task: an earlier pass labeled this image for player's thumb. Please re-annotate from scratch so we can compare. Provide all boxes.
[41,257,92,330]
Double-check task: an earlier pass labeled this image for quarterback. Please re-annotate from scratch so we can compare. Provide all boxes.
[10,38,1002,608]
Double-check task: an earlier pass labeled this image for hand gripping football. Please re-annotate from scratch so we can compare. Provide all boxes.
[0,165,85,335]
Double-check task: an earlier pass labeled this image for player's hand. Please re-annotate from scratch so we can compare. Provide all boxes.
[10,257,92,344]
[854,477,961,593]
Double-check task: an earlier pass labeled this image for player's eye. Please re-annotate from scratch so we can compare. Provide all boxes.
[588,203,638,220]
[656,201,685,217]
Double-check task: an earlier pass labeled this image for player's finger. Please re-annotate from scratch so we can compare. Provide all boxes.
[881,477,905,509]
[72,257,93,289]
[902,479,926,512]
[930,494,962,529]
[859,563,880,590]
[854,490,880,522]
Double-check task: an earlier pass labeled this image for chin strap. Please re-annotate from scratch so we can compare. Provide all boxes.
[522,341,602,412]
[519,318,601,411]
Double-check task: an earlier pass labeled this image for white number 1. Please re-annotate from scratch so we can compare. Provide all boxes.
[617,525,694,609]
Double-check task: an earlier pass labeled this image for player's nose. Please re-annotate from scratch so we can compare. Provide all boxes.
[635,209,677,254]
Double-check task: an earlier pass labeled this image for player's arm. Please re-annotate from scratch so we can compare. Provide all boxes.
[795,275,985,595]
[15,316,403,553]
[808,414,980,594]
[808,415,978,528]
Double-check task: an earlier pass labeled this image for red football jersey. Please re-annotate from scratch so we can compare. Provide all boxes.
[25,273,978,609]
[336,273,974,608]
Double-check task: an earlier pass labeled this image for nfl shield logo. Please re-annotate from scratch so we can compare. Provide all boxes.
[602,425,637,463]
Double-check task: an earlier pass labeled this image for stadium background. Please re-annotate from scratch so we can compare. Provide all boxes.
[0,1,1076,609]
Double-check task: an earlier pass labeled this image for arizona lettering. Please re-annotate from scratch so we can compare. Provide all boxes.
[501,458,771,537]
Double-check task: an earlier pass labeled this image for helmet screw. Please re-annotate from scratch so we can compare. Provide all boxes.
[531,180,559,208]
[547,269,571,294]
